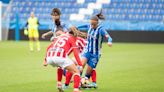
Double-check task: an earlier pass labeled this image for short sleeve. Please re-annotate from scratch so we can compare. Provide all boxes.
[61,22,71,32]
[100,27,109,36]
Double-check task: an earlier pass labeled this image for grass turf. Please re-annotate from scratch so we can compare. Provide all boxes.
[0,41,164,92]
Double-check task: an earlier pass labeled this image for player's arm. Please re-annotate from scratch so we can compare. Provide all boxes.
[43,43,53,66]
[70,38,82,66]
[25,22,28,27]
[41,31,53,39]
[24,22,28,29]
[73,47,82,66]
[43,50,48,66]
[101,28,112,47]
[24,22,29,35]
[42,22,56,39]
[37,19,40,25]
[43,57,48,66]
[77,24,90,31]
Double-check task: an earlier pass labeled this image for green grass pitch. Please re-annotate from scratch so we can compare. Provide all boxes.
[0,41,164,92]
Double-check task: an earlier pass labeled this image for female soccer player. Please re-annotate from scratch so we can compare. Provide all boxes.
[78,10,113,88]
[41,8,71,40]
[43,26,83,92]
[42,8,73,90]
[63,33,87,89]
[24,12,40,51]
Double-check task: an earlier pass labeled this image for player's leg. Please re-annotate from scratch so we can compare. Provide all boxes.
[85,65,92,79]
[85,65,97,88]
[49,57,81,92]
[65,64,81,92]
[81,52,90,75]
[63,71,73,89]
[34,29,40,51]
[46,57,64,92]
[81,57,88,68]
[91,54,100,85]
[84,65,93,86]
[57,67,63,90]
[84,55,99,88]
[91,68,96,83]
[28,29,34,51]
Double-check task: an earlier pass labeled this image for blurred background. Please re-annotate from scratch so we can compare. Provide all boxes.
[0,1,164,92]
[0,0,164,42]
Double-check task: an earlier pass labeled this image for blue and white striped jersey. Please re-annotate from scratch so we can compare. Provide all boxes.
[49,21,72,33]
[78,24,111,55]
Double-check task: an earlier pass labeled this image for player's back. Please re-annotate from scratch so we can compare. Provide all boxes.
[76,37,87,53]
[46,34,76,58]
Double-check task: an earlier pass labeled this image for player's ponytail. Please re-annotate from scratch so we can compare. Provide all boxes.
[96,9,105,20]
[91,9,105,21]
[69,26,79,37]
[78,32,87,39]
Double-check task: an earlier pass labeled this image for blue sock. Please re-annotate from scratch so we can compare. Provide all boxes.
[63,69,67,76]
[85,73,91,79]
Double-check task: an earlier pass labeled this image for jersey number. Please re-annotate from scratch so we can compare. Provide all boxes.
[57,37,68,47]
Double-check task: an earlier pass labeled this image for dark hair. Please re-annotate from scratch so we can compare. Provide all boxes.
[51,8,61,15]
[96,9,105,20]
[55,20,61,26]
[90,9,105,21]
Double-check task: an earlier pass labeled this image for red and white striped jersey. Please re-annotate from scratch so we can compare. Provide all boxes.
[45,34,82,66]
[76,37,87,53]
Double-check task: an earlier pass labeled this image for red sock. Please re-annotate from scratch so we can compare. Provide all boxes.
[57,67,63,82]
[65,71,73,85]
[91,69,96,83]
[73,74,81,89]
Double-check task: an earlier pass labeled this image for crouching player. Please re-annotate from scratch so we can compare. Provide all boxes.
[43,27,83,92]
[63,33,87,89]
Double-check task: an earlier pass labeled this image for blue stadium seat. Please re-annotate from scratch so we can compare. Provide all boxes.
[9,0,164,30]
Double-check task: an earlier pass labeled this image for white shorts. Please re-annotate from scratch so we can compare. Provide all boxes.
[46,56,74,69]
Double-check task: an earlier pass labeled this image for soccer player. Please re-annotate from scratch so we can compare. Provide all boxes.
[63,34,87,88]
[41,8,71,40]
[78,10,113,88]
[43,26,83,92]
[41,8,73,88]
[24,12,40,51]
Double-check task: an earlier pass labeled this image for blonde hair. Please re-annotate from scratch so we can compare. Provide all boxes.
[69,26,87,39]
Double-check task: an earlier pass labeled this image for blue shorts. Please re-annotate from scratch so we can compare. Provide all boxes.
[83,52,100,68]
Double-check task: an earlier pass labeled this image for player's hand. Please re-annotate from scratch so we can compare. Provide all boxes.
[108,42,112,47]
[41,33,46,39]
[43,59,48,67]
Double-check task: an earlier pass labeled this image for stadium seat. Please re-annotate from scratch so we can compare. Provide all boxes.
[9,0,164,30]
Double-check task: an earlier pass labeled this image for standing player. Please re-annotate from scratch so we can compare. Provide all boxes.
[43,27,83,92]
[78,10,113,88]
[24,12,40,51]
[41,8,71,40]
